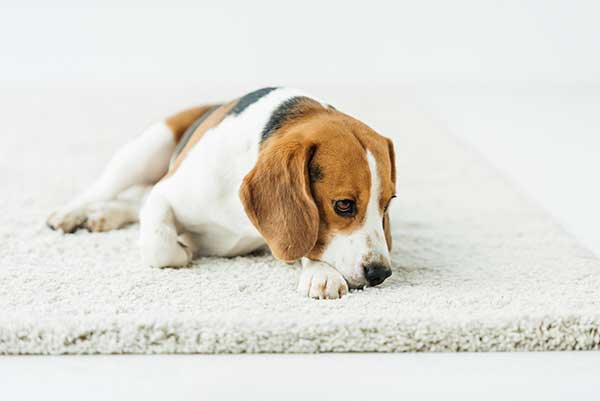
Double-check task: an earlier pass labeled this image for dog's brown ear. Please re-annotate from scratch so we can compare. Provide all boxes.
[385,137,396,251]
[240,141,319,262]
[386,137,396,185]
[383,212,392,251]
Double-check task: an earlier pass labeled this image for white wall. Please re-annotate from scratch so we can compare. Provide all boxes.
[1,0,598,87]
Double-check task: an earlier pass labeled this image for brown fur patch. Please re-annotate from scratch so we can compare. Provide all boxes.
[165,100,238,178]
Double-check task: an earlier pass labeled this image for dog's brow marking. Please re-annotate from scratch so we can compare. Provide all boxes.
[229,87,278,116]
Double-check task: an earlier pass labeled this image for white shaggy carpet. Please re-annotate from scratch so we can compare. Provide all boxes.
[1,86,599,354]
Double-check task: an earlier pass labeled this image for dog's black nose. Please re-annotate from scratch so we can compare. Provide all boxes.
[364,264,392,287]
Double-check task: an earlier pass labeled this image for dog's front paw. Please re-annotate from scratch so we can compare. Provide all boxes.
[47,209,86,233]
[142,240,193,269]
[297,261,349,300]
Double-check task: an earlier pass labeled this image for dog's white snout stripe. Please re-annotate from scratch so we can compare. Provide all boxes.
[364,151,391,264]
[319,150,391,286]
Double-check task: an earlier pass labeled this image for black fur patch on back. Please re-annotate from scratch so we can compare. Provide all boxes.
[261,96,315,143]
[229,87,278,116]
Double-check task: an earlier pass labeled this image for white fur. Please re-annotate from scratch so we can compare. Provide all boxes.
[318,151,392,289]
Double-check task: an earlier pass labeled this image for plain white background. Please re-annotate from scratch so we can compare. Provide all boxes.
[1,0,599,87]
[1,1,599,400]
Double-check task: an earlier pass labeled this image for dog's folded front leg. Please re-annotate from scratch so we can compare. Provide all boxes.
[139,188,192,268]
[297,258,349,300]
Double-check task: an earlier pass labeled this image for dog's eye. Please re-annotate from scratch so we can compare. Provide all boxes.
[334,199,356,217]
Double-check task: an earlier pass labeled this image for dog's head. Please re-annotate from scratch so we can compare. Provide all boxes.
[240,109,396,289]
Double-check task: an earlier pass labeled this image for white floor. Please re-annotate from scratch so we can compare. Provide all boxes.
[2,352,600,401]
[1,85,599,401]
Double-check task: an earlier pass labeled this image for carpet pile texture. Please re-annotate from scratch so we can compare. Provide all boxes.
[1,88,599,354]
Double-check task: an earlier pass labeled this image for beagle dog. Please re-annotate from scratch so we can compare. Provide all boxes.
[47,87,397,299]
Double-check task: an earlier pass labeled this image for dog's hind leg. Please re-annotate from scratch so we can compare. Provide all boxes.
[47,121,177,233]
[47,105,215,233]
[81,185,150,232]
